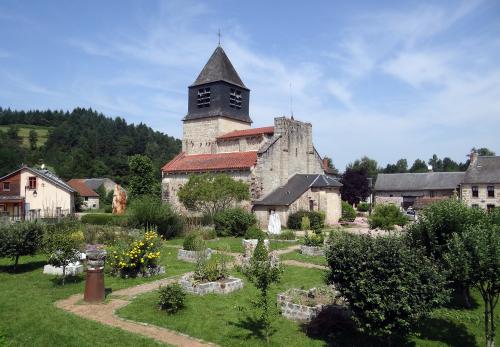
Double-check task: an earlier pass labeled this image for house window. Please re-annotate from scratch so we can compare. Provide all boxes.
[28,177,37,190]
[471,204,479,209]
[2,182,10,191]
[309,200,314,211]
[84,197,89,201]
[472,186,479,198]
[487,186,495,198]
[429,191,435,198]
[229,88,242,109]
[197,87,211,108]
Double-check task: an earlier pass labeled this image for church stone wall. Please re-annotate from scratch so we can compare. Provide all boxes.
[253,117,324,199]
[183,117,250,155]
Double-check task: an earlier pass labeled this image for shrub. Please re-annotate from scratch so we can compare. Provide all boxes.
[368,204,408,231]
[0,221,44,269]
[82,224,137,245]
[43,221,84,285]
[245,225,265,240]
[107,228,162,277]
[213,208,256,237]
[128,196,184,239]
[194,244,230,282]
[288,210,325,230]
[303,231,324,247]
[196,227,217,240]
[341,201,356,222]
[326,232,448,341]
[80,213,127,226]
[357,202,370,212]
[103,205,112,213]
[158,283,187,314]
[278,230,296,240]
[182,233,206,251]
[300,216,311,230]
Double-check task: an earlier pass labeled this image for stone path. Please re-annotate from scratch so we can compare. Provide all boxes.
[55,243,324,347]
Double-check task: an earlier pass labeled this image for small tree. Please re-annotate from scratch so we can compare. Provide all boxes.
[368,204,408,231]
[43,222,84,285]
[241,237,283,343]
[28,129,38,150]
[178,173,250,220]
[444,224,500,347]
[128,154,156,199]
[340,167,370,205]
[0,222,44,270]
[327,232,448,344]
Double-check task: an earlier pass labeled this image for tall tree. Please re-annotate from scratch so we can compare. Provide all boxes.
[349,156,379,179]
[383,158,408,173]
[28,129,38,150]
[442,157,461,172]
[473,147,496,156]
[340,166,370,205]
[428,154,443,172]
[128,155,157,199]
[409,159,428,173]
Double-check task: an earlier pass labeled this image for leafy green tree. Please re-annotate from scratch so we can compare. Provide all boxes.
[128,154,157,199]
[444,223,500,347]
[327,232,448,343]
[0,222,44,270]
[28,129,38,150]
[442,157,461,172]
[178,174,250,219]
[348,156,379,179]
[6,125,21,144]
[428,154,443,172]
[409,159,428,173]
[473,147,496,156]
[340,167,370,205]
[241,237,283,343]
[43,221,84,285]
[368,204,408,231]
[383,158,408,173]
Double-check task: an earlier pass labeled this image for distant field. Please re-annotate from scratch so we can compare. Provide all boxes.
[0,124,52,148]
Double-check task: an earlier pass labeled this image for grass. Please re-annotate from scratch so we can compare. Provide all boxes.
[167,236,297,253]
[0,124,52,148]
[0,244,190,347]
[280,250,328,266]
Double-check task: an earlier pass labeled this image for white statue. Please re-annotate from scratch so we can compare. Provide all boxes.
[267,210,281,235]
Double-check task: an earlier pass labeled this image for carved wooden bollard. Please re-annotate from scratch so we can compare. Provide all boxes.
[84,249,107,303]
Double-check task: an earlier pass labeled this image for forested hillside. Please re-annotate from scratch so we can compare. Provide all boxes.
[0,107,181,183]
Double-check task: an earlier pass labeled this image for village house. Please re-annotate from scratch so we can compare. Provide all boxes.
[374,152,500,211]
[0,166,75,221]
[67,179,100,210]
[161,45,342,227]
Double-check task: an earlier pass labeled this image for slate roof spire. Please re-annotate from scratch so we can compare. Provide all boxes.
[191,46,247,89]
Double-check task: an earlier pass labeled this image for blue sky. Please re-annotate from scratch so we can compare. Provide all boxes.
[1,1,499,170]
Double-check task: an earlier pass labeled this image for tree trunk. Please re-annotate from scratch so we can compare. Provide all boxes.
[14,254,20,271]
[485,300,490,347]
[488,296,495,347]
[463,285,472,309]
[62,265,66,286]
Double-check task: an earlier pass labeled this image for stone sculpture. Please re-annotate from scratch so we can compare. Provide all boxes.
[112,184,127,215]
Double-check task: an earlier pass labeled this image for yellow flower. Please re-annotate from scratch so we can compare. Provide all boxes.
[140,259,144,263]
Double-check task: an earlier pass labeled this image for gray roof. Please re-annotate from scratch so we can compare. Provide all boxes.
[190,46,247,89]
[463,156,500,184]
[375,172,465,191]
[253,174,342,206]
[83,178,117,191]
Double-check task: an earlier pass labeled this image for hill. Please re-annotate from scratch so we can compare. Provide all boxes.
[0,107,181,183]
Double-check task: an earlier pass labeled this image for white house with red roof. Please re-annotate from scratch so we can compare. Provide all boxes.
[161,45,342,226]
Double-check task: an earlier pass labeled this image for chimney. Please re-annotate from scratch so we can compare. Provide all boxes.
[469,150,478,166]
[323,158,329,169]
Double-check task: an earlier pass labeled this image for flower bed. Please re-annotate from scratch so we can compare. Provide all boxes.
[300,245,325,256]
[177,248,212,263]
[179,272,244,295]
[277,286,348,321]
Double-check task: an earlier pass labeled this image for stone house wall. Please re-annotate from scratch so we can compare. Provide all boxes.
[82,196,99,210]
[461,184,500,209]
[216,134,272,153]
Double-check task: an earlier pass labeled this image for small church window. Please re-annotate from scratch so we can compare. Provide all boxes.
[197,88,211,108]
[229,88,242,109]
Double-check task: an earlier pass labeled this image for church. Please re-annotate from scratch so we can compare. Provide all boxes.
[161,45,342,227]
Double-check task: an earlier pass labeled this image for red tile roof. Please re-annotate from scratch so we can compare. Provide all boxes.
[67,179,99,197]
[162,151,257,173]
[217,126,274,140]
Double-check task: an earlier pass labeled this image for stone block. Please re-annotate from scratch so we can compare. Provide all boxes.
[43,262,84,276]
[300,245,325,256]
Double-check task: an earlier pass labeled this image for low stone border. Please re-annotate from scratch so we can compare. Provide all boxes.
[277,288,349,322]
[177,248,212,263]
[300,245,325,256]
[179,273,244,295]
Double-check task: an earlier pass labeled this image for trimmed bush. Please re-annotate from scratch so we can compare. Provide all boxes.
[80,213,127,226]
[0,221,44,269]
[308,211,325,230]
[303,231,324,247]
[368,204,408,231]
[340,201,356,222]
[288,210,325,230]
[128,196,183,239]
[158,283,186,314]
[245,225,265,240]
[301,216,311,230]
[357,202,370,212]
[182,233,206,251]
[213,208,257,237]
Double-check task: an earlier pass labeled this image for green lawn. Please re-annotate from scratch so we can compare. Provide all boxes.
[280,250,328,266]
[0,124,52,148]
[167,236,297,253]
[0,245,192,346]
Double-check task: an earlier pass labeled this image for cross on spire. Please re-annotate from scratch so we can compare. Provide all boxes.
[217,28,221,46]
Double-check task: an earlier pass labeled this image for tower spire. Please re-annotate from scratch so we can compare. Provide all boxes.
[217,28,221,46]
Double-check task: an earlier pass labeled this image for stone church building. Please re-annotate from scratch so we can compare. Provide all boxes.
[161,46,342,227]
